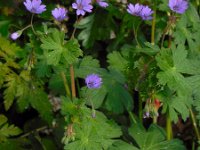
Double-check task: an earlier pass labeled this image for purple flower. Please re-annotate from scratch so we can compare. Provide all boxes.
[24,0,46,14]
[127,3,143,16]
[72,0,93,16]
[52,7,68,21]
[85,74,102,89]
[140,6,153,20]
[96,0,109,8]
[10,31,22,40]
[168,0,188,14]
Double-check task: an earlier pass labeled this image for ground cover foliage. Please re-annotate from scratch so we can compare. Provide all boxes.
[0,0,200,149]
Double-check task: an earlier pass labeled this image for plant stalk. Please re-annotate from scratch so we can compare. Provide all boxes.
[128,111,137,124]
[133,22,141,48]
[189,108,200,142]
[70,65,76,98]
[153,116,157,124]
[166,113,173,140]
[31,14,36,34]
[61,72,71,98]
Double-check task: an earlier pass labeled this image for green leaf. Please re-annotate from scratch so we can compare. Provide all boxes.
[29,89,53,123]
[65,107,122,150]
[155,44,199,122]
[129,123,186,150]
[35,58,52,78]
[41,28,82,65]
[107,51,128,72]
[63,39,83,64]
[0,139,28,150]
[81,86,107,109]
[61,96,78,116]
[156,45,192,94]
[0,19,11,37]
[103,69,133,114]
[74,56,101,78]
[77,11,114,48]
[108,140,139,150]
[173,4,200,51]
[187,75,200,125]
[3,74,18,110]
[0,37,22,60]
[49,72,66,94]
[159,90,190,122]
[0,115,22,142]
[0,115,7,127]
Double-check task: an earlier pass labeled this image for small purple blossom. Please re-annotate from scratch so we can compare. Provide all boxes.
[140,6,154,20]
[24,0,46,14]
[52,7,68,21]
[127,3,143,16]
[168,0,188,14]
[96,0,109,8]
[10,31,22,40]
[72,0,93,16]
[85,74,102,89]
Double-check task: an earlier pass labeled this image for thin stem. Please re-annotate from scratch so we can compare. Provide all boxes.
[189,108,200,142]
[128,111,137,124]
[133,23,141,47]
[166,113,173,140]
[168,35,172,48]
[151,4,157,45]
[21,24,32,32]
[31,14,36,34]
[161,23,170,48]
[70,65,76,98]
[20,126,48,138]
[71,16,83,39]
[61,71,71,98]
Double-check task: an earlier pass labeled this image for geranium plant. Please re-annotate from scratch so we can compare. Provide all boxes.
[0,0,200,149]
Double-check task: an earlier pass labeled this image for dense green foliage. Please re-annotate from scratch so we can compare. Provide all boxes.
[0,0,200,149]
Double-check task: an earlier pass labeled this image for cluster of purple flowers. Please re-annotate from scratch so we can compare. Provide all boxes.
[127,0,188,20]
[127,3,153,20]
[11,0,109,40]
[11,0,189,40]
[23,0,68,21]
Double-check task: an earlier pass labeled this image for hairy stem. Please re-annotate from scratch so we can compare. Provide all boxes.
[61,71,71,98]
[166,113,173,140]
[133,23,141,47]
[70,65,76,98]
[22,24,32,32]
[31,14,36,34]
[189,108,200,142]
